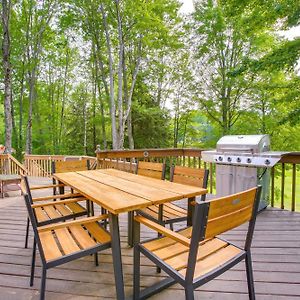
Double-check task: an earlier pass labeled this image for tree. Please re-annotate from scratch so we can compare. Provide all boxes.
[1,0,12,153]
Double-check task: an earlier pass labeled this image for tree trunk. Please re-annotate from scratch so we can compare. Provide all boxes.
[100,3,118,149]
[58,45,70,152]
[127,111,134,149]
[115,0,124,149]
[17,56,26,156]
[83,92,87,155]
[1,0,13,154]
[92,39,107,149]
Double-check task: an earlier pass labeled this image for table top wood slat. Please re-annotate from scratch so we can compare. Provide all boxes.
[53,172,151,214]
[97,169,207,198]
[77,170,183,203]
[54,169,207,214]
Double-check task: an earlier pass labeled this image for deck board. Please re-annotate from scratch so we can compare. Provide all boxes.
[0,177,299,299]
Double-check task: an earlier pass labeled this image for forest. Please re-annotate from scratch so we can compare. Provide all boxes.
[0,0,300,158]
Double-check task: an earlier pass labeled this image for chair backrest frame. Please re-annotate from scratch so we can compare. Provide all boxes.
[170,165,209,202]
[52,159,90,174]
[23,176,34,204]
[185,186,262,283]
[136,161,166,180]
[23,191,47,265]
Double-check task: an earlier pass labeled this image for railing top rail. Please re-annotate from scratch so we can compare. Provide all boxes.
[279,152,300,164]
[24,154,96,160]
[96,148,206,159]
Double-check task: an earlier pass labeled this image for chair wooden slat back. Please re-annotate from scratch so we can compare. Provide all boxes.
[53,159,90,173]
[200,187,259,240]
[171,165,208,188]
[136,161,165,180]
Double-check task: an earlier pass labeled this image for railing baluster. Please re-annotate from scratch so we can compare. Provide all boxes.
[271,167,275,207]
[292,164,296,211]
[281,163,285,209]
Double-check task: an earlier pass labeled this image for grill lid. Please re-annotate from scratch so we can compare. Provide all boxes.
[217,135,270,153]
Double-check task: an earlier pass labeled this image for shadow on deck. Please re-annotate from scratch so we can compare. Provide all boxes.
[0,178,299,299]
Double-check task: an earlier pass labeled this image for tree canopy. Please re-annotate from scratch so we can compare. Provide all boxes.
[0,0,299,156]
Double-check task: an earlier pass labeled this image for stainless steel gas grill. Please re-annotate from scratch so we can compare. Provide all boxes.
[202,135,287,210]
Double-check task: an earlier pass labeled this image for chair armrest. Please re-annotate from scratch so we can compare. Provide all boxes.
[38,214,109,232]
[134,215,190,247]
[30,183,65,190]
[32,192,82,202]
[31,196,86,208]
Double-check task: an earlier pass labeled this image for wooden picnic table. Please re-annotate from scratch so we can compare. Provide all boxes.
[53,168,207,300]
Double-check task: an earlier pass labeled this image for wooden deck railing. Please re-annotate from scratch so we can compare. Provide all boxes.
[97,148,300,212]
[96,148,215,193]
[0,154,27,175]
[24,155,97,177]
[3,149,296,211]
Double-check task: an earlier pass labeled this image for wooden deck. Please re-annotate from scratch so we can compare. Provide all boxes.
[0,178,300,299]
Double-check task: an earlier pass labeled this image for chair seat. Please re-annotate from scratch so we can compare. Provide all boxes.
[35,202,86,223]
[140,203,187,223]
[142,231,243,280]
[39,221,111,262]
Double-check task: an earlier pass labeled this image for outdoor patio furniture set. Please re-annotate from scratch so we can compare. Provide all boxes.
[20,160,261,300]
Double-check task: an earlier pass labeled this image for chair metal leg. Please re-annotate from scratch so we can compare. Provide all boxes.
[187,197,195,226]
[25,217,30,248]
[101,207,107,229]
[245,252,256,300]
[185,285,194,300]
[133,246,140,300]
[128,211,134,247]
[94,253,99,266]
[30,239,36,286]
[91,201,95,216]
[109,213,125,300]
[169,223,174,231]
[40,267,47,300]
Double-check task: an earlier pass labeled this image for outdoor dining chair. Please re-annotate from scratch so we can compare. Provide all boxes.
[138,165,209,229]
[52,159,90,194]
[136,160,166,179]
[127,161,166,247]
[23,191,111,300]
[22,176,88,249]
[133,186,262,300]
[52,159,99,217]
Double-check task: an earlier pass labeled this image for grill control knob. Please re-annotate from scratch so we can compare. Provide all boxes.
[218,156,223,162]
[237,157,241,163]
[265,159,270,165]
[227,157,232,162]
[247,158,252,163]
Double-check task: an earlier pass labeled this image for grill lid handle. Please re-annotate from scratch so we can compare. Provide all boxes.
[219,147,254,153]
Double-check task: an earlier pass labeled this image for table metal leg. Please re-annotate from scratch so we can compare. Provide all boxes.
[187,197,195,226]
[109,213,125,300]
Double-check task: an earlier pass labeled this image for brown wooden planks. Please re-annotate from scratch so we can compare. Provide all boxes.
[179,245,242,278]
[68,225,97,249]
[53,172,151,214]
[84,222,111,244]
[39,231,62,261]
[77,170,181,203]
[54,228,81,255]
[98,169,207,199]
